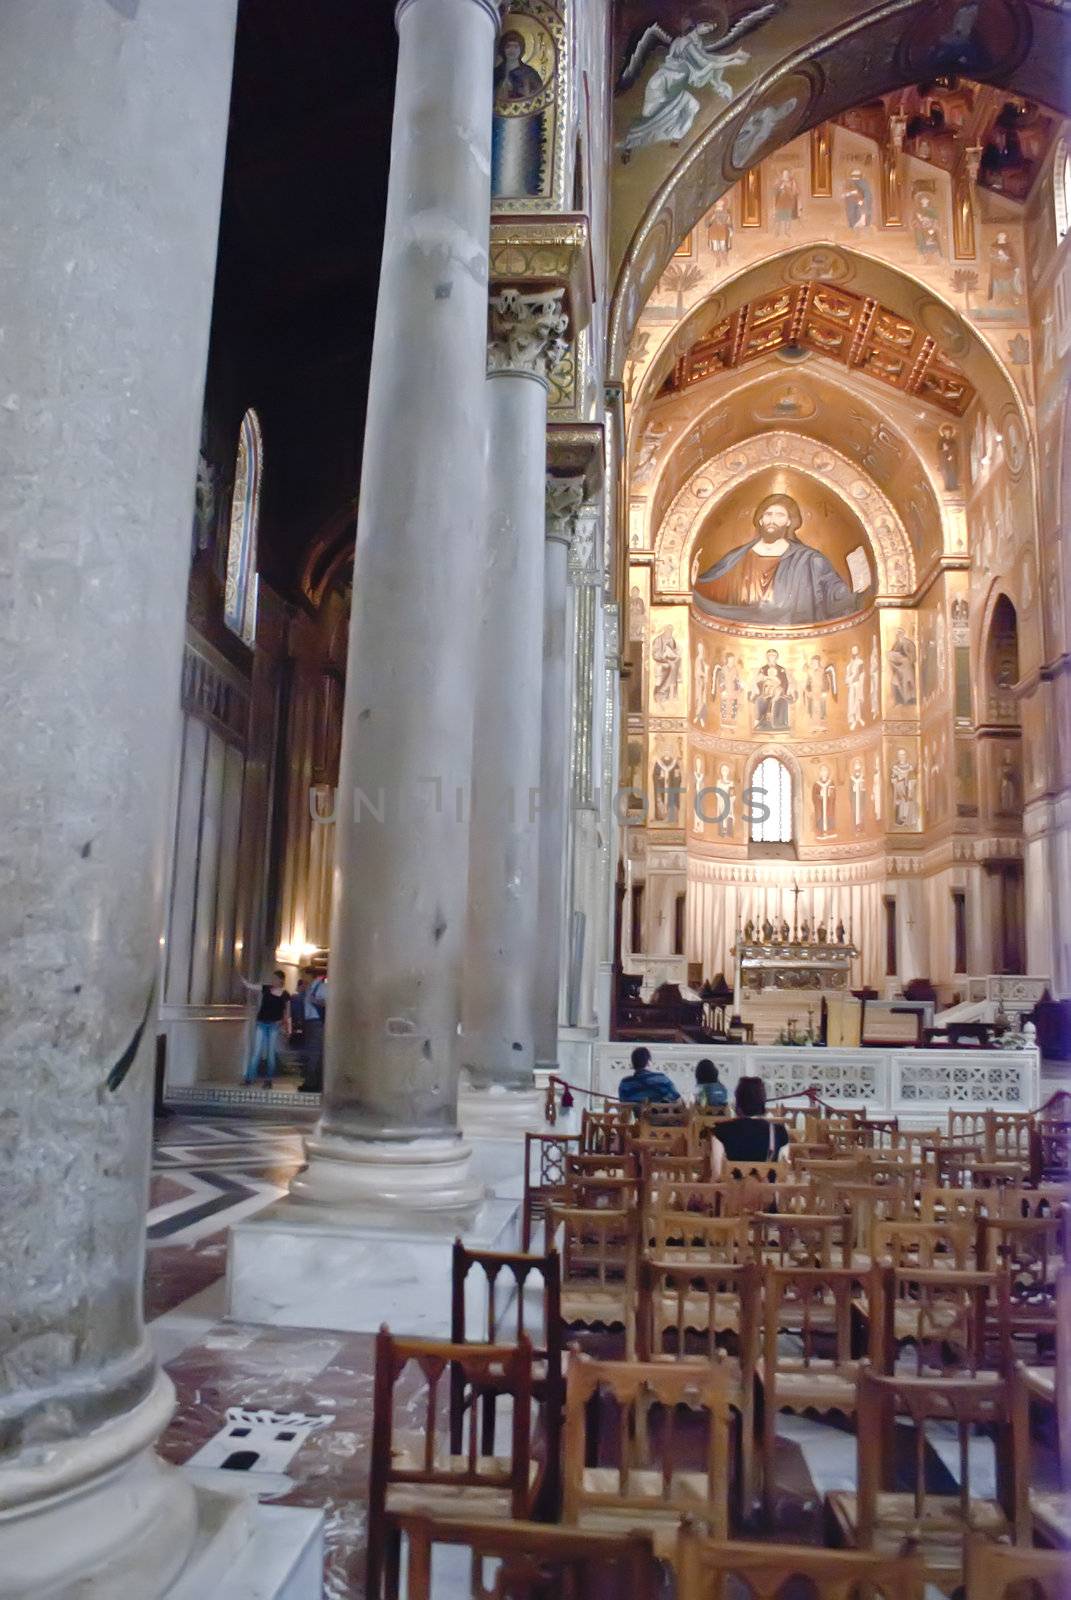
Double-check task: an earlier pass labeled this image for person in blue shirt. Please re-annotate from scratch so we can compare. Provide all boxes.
[617,1045,682,1106]
[694,1058,728,1108]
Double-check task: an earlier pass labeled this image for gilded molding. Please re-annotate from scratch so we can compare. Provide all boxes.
[489,215,593,332]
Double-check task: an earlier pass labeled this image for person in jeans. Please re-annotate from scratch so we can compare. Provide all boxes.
[240,969,291,1085]
[617,1045,681,1106]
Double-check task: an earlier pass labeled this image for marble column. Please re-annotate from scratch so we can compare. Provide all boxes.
[291,0,499,1213]
[0,0,237,1593]
[533,477,586,1073]
[461,291,567,1114]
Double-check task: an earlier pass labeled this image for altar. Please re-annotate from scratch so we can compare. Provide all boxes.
[734,937,857,1003]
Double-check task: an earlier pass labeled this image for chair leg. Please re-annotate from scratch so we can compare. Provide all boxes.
[365,1521,384,1600]
[762,1401,778,1525]
[384,1525,402,1600]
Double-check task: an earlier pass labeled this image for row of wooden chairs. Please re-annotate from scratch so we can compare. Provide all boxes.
[394,1515,1070,1600]
[369,1326,1068,1596]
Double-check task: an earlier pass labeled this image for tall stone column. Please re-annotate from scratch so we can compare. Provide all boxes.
[461,291,567,1107]
[291,0,500,1213]
[0,1,237,1593]
[533,476,587,1073]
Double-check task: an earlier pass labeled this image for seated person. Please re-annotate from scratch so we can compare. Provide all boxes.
[694,1058,728,1109]
[712,1075,789,1163]
[617,1045,682,1106]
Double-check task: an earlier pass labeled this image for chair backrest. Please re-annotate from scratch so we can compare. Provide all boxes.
[450,1239,561,1357]
[523,1131,580,1248]
[566,1173,642,1212]
[368,1328,533,1525]
[399,1515,661,1600]
[790,1155,868,1184]
[987,1109,1036,1163]
[581,1107,632,1155]
[627,1129,690,1162]
[994,1183,1071,1221]
[637,1257,760,1370]
[814,1180,909,1254]
[562,1354,735,1539]
[640,1100,690,1128]
[565,1151,639,1181]
[717,1161,784,1217]
[675,1522,927,1600]
[763,1265,863,1369]
[750,1211,852,1269]
[917,1183,991,1227]
[642,1150,713,1187]
[648,1178,725,1218]
[870,1262,994,1375]
[871,1218,973,1270]
[547,1203,639,1295]
[855,1366,1016,1545]
[962,1534,1071,1600]
[646,1208,751,1263]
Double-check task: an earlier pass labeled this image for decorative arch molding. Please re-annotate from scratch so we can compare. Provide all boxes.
[653,432,914,601]
[608,0,1071,376]
[629,244,1034,462]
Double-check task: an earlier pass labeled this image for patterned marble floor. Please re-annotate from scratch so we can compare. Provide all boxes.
[146,1111,1060,1599]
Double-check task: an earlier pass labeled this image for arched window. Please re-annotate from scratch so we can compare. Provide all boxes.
[224,408,262,648]
[750,755,793,844]
[1055,138,1071,245]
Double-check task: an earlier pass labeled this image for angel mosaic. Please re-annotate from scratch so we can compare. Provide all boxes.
[617,7,780,157]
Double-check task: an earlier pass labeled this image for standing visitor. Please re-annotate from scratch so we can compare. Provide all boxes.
[302,967,328,1093]
[239,969,291,1086]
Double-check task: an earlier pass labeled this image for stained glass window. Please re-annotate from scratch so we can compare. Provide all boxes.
[751,755,793,843]
[224,409,262,648]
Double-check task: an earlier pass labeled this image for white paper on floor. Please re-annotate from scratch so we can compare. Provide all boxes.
[188,1407,335,1474]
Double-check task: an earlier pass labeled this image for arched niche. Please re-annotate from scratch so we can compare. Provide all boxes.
[984,590,1022,726]
[608,2,1071,374]
[631,362,946,580]
[654,434,914,602]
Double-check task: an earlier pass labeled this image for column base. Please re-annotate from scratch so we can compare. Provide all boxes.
[459,1083,546,1138]
[0,1372,196,1600]
[289,1130,485,1215]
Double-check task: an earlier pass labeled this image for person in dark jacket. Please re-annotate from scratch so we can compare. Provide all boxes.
[617,1045,682,1106]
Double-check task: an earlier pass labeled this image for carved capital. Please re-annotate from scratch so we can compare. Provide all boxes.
[546,473,586,545]
[488,287,568,381]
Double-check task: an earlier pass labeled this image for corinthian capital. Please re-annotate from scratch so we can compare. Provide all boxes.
[488,287,569,380]
[545,472,586,544]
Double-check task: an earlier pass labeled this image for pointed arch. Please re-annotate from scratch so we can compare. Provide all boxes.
[224,408,263,648]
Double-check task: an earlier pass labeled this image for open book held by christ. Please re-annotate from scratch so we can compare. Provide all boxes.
[693,493,872,626]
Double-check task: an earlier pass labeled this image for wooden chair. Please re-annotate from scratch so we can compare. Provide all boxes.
[963,1532,1071,1599]
[758,1265,871,1521]
[546,1204,639,1357]
[637,1257,760,1511]
[523,1131,579,1250]
[814,1180,910,1266]
[869,1262,994,1375]
[366,1329,538,1600]
[1013,1278,1071,1549]
[826,1367,1021,1595]
[716,1160,785,1217]
[562,1353,736,1559]
[750,1210,852,1270]
[450,1241,563,1515]
[396,1514,661,1600]
[580,1106,631,1156]
[638,1149,712,1188]
[979,1213,1064,1370]
[871,1218,973,1271]
[675,1521,927,1600]
[645,1209,751,1265]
